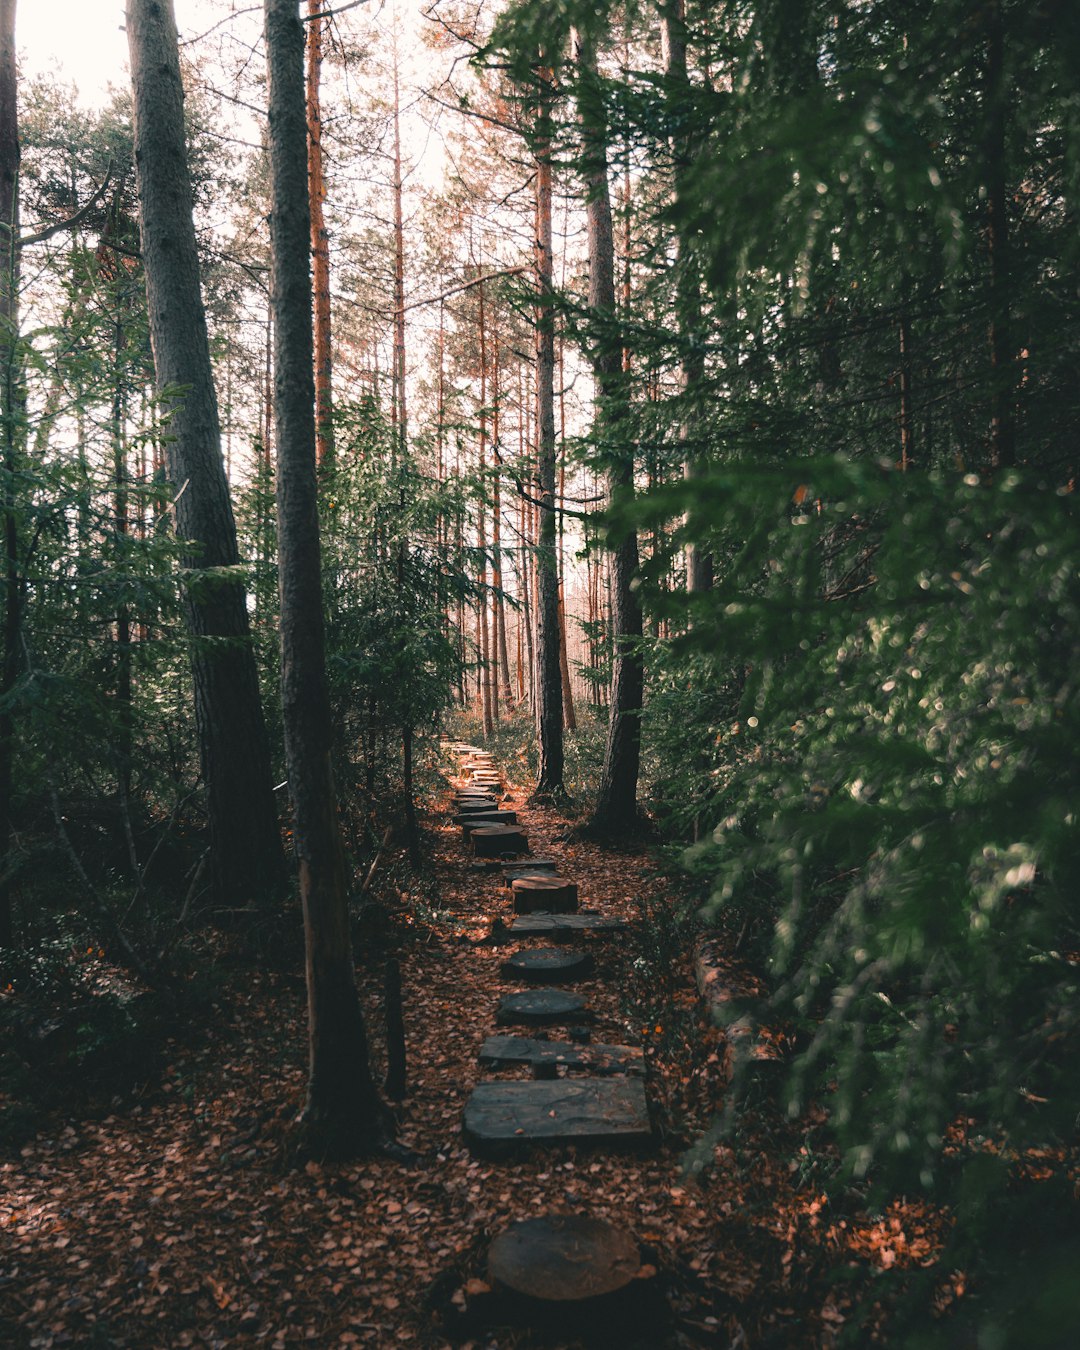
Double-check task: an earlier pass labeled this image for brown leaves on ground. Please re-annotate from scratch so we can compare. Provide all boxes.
[1,763,961,1348]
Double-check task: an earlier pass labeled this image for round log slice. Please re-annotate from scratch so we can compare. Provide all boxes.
[488,1215,640,1303]
[512,877,579,915]
[496,988,588,1026]
[454,797,499,812]
[500,947,594,984]
[471,825,528,857]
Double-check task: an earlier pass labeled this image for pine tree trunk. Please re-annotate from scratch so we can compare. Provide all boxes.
[575,27,644,834]
[985,0,1015,470]
[661,1,711,593]
[0,0,19,948]
[532,66,565,798]
[557,457,577,732]
[306,0,333,468]
[264,0,383,1154]
[126,0,285,910]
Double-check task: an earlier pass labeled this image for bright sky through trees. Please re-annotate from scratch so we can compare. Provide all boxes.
[16,0,211,103]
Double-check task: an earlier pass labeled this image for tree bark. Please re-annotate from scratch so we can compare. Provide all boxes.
[985,0,1015,470]
[575,28,644,835]
[0,0,19,947]
[265,0,383,1154]
[662,0,712,593]
[306,0,333,468]
[532,63,565,799]
[126,0,285,911]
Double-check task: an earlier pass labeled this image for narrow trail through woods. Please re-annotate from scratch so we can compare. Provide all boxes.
[0,742,951,1348]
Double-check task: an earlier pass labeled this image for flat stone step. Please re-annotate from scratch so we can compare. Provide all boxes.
[479,1035,643,1076]
[509,914,628,937]
[511,876,578,914]
[472,825,529,857]
[496,988,589,1026]
[502,859,558,878]
[488,1215,640,1303]
[455,810,518,828]
[500,947,593,983]
[463,1079,652,1154]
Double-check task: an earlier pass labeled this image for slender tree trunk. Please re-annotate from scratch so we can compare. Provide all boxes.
[491,317,514,709]
[126,0,285,910]
[898,309,914,472]
[0,0,19,947]
[264,0,383,1154]
[662,0,712,593]
[557,456,577,732]
[477,272,497,730]
[532,64,565,798]
[985,0,1015,470]
[111,298,133,802]
[391,52,407,461]
[575,27,644,834]
[306,0,333,468]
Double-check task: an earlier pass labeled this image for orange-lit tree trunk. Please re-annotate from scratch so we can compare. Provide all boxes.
[265,0,383,1154]
[557,451,577,733]
[306,0,333,468]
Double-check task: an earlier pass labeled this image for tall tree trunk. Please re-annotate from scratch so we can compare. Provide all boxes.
[111,295,133,803]
[532,63,565,798]
[0,0,19,948]
[390,49,407,460]
[557,455,577,732]
[662,0,712,593]
[264,0,383,1154]
[575,27,644,834]
[126,0,285,911]
[491,316,514,709]
[306,0,333,468]
[477,271,497,730]
[985,0,1015,470]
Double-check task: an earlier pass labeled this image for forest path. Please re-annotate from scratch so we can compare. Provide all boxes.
[0,746,939,1348]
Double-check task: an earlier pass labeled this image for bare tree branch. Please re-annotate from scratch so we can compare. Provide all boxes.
[19,162,115,248]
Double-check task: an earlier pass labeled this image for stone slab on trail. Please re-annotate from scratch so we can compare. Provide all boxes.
[508,914,628,937]
[487,1214,641,1303]
[502,859,558,878]
[463,1079,652,1153]
[478,1035,643,1076]
[495,988,589,1026]
[499,947,593,983]
[455,810,518,828]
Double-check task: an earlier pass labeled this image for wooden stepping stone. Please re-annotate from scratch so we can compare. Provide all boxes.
[488,1214,641,1304]
[454,800,499,814]
[479,1035,642,1075]
[503,858,557,878]
[500,947,593,983]
[455,810,518,828]
[463,1079,652,1153]
[511,876,578,914]
[472,825,528,857]
[509,914,627,937]
[496,988,588,1026]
